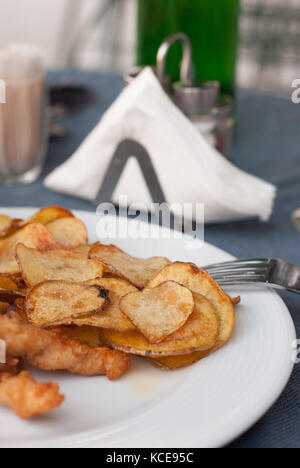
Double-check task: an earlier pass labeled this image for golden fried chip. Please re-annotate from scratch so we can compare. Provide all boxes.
[120,281,194,344]
[150,351,211,370]
[89,243,171,289]
[70,278,137,331]
[16,244,103,287]
[74,244,95,256]
[0,206,74,239]
[0,274,27,304]
[0,288,27,305]
[148,262,234,349]
[0,218,23,238]
[9,274,25,289]
[0,224,59,275]
[0,302,9,315]
[152,344,223,369]
[0,275,18,290]
[50,325,103,348]
[0,215,12,235]
[46,217,88,249]
[100,293,219,357]
[0,214,12,228]
[26,280,109,328]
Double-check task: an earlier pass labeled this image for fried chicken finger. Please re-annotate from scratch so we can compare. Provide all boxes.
[0,314,131,380]
[0,371,64,419]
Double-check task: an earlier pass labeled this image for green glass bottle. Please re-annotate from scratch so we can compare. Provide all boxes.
[137,0,240,96]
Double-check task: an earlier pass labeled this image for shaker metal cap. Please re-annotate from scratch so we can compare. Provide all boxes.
[173,81,220,115]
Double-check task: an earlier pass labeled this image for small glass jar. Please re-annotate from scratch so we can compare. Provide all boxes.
[0,44,49,184]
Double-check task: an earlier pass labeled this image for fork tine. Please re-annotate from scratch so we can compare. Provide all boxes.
[214,279,267,286]
[203,258,270,270]
[211,274,267,282]
[207,258,269,283]
[202,258,300,294]
[204,259,270,277]
[206,265,268,274]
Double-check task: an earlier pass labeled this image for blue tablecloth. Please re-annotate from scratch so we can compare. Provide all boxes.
[0,70,300,448]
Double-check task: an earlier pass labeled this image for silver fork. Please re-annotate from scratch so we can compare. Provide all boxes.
[203,258,300,294]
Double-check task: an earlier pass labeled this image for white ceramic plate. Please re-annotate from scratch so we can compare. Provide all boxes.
[0,208,296,448]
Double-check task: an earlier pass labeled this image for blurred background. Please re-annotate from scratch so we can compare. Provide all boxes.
[0,0,298,96]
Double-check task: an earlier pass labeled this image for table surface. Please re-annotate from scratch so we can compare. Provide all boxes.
[0,70,300,448]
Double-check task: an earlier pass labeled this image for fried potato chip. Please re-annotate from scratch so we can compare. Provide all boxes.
[70,278,137,331]
[50,325,103,348]
[0,216,25,239]
[100,293,219,357]
[151,347,219,369]
[89,243,171,289]
[148,262,234,349]
[0,215,13,235]
[8,273,26,289]
[74,244,95,256]
[120,281,194,344]
[16,244,104,287]
[0,224,59,275]
[0,302,9,315]
[150,351,210,370]
[0,206,74,239]
[0,288,27,305]
[46,217,88,249]
[0,274,18,290]
[26,280,109,328]
[0,274,28,304]
[0,218,23,238]
[0,214,12,228]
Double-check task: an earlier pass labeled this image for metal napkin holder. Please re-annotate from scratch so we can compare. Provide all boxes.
[96,33,222,207]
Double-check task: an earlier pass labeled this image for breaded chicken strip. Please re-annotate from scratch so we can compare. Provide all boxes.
[0,371,64,419]
[0,356,22,375]
[0,314,131,380]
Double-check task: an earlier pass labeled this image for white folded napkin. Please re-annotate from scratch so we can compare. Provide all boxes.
[45,67,276,224]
